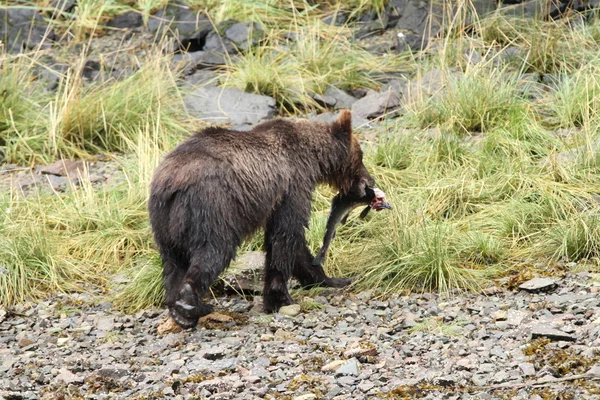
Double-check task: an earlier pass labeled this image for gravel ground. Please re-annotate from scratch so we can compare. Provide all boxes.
[2,272,600,399]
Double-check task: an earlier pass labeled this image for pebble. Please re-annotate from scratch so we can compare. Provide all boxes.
[1,271,599,398]
[278,304,302,317]
[519,277,557,292]
[335,358,361,377]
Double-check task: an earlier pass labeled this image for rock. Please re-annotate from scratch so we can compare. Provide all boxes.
[107,10,143,29]
[309,92,337,108]
[95,316,115,331]
[218,251,265,293]
[173,51,227,72]
[358,381,375,392]
[322,360,346,372]
[278,304,301,317]
[0,7,56,53]
[97,367,129,380]
[587,364,600,375]
[184,86,277,125]
[183,69,219,88]
[204,346,228,360]
[324,86,358,110]
[39,159,86,177]
[519,362,536,377]
[224,21,265,51]
[335,358,360,377]
[531,326,576,342]
[507,310,528,326]
[18,337,35,347]
[54,368,84,385]
[492,310,508,321]
[199,312,234,323]
[351,89,401,119]
[157,317,183,334]
[147,2,213,51]
[519,278,557,292]
[342,347,378,359]
[293,395,317,400]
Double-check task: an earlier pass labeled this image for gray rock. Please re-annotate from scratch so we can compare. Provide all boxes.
[309,92,337,108]
[519,362,536,377]
[519,278,557,292]
[351,89,401,120]
[324,86,358,110]
[184,86,277,125]
[225,22,265,51]
[335,358,360,377]
[204,346,228,360]
[507,309,528,326]
[531,325,576,342]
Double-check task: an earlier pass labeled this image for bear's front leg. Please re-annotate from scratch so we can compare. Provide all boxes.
[262,193,308,313]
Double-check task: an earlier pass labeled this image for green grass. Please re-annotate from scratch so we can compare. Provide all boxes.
[222,24,408,112]
[3,1,600,310]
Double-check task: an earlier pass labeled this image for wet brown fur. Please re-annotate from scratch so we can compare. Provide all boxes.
[148,110,375,329]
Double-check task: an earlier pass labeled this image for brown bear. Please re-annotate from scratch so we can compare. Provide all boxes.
[148,110,379,329]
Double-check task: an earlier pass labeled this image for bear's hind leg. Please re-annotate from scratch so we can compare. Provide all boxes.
[170,245,234,329]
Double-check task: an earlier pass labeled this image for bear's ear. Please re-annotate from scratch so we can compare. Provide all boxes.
[331,109,352,139]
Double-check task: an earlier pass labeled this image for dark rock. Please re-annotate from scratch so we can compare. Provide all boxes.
[107,11,144,30]
[79,57,95,77]
[184,86,277,125]
[324,86,357,110]
[0,7,56,53]
[351,89,401,119]
[50,0,76,12]
[519,277,557,293]
[531,326,576,342]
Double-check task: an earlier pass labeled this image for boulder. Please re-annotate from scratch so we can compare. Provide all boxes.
[184,86,276,125]
[0,7,56,53]
[351,89,401,119]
